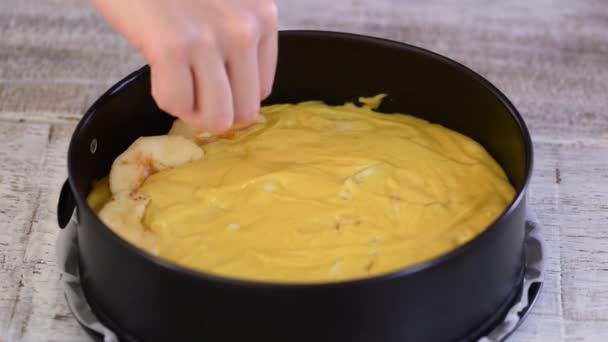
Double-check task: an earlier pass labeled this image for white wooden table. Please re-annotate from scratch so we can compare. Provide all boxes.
[1,0,607,341]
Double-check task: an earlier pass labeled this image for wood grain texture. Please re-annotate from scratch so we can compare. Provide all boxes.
[0,0,606,341]
[0,123,88,341]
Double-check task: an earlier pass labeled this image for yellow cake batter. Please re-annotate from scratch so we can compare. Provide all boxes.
[88,95,515,283]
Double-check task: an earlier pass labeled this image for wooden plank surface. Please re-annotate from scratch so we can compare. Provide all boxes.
[0,123,87,341]
[0,0,606,341]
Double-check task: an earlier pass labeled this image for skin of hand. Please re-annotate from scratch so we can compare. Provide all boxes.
[91,0,278,133]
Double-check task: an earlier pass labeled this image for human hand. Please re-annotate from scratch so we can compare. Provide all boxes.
[91,0,278,132]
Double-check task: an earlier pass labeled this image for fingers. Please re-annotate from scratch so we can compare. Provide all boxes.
[258,30,278,100]
[227,34,260,125]
[141,0,279,132]
[187,49,234,133]
[150,55,195,117]
[257,3,278,99]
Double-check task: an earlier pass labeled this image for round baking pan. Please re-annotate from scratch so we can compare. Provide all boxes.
[57,30,534,342]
